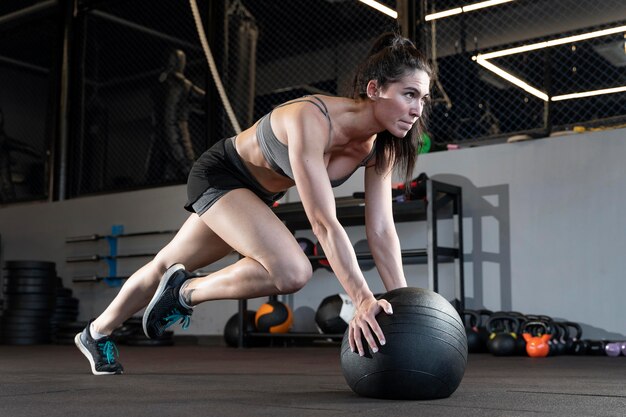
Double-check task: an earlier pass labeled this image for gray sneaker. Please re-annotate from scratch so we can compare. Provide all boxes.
[74,320,123,375]
[142,263,193,339]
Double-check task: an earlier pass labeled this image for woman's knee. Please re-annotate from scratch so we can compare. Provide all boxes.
[270,254,313,294]
[151,252,174,275]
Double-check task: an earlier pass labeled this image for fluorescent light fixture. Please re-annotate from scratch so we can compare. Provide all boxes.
[473,25,626,101]
[479,25,626,59]
[462,0,514,12]
[358,0,397,19]
[552,86,626,101]
[426,0,514,21]
[425,8,462,21]
[475,56,549,101]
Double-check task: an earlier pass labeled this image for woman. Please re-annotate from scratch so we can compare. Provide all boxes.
[75,32,432,375]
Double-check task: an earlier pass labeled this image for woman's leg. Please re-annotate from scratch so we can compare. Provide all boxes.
[179,188,313,305]
[92,213,233,334]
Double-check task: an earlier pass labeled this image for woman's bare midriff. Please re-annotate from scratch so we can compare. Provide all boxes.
[234,125,295,193]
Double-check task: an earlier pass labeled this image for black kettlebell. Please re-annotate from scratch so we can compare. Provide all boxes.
[587,340,608,356]
[552,322,569,356]
[462,309,483,353]
[477,309,493,353]
[506,311,528,356]
[563,321,587,355]
[486,314,518,357]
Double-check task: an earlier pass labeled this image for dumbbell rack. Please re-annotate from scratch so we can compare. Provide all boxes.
[237,178,465,347]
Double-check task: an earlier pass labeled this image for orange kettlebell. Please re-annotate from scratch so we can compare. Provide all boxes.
[521,321,552,357]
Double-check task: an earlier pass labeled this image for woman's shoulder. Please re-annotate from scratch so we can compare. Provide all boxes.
[272,95,339,122]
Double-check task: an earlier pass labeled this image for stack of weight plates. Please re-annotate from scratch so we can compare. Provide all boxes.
[1,261,57,345]
[51,283,80,330]
[51,281,82,344]
[54,321,88,345]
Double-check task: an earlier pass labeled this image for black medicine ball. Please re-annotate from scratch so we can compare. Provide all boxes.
[340,287,467,400]
[315,294,354,334]
[223,310,256,348]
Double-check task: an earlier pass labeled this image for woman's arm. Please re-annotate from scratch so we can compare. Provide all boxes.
[286,106,392,356]
[363,158,408,290]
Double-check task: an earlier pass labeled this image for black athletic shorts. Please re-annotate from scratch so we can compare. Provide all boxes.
[185,137,286,216]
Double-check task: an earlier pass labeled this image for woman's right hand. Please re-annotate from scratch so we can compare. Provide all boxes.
[348,296,393,356]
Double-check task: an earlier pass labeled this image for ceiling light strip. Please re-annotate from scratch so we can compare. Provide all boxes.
[477,25,626,60]
[552,86,626,101]
[463,0,514,12]
[425,8,462,21]
[475,57,549,101]
[358,0,398,19]
[426,0,514,21]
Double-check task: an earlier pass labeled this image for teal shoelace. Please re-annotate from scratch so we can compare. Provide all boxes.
[164,309,191,330]
[98,340,119,365]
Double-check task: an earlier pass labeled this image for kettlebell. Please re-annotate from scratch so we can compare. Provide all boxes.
[552,321,570,356]
[506,311,528,356]
[486,314,518,357]
[534,315,558,356]
[521,321,551,357]
[563,321,588,355]
[477,309,493,352]
[462,309,483,353]
[587,340,608,356]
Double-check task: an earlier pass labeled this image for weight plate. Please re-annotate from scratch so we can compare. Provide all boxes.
[4,285,55,295]
[4,276,57,287]
[53,303,72,311]
[54,337,76,345]
[1,315,49,325]
[55,297,79,308]
[124,318,142,327]
[1,336,51,345]
[52,307,79,315]
[5,309,51,318]
[50,321,77,329]
[51,319,79,327]
[2,327,52,337]
[54,331,79,338]
[56,287,73,297]
[52,306,79,313]
[7,299,54,311]
[5,269,57,278]
[4,260,56,270]
[51,313,78,321]
[57,321,88,331]
[7,293,55,302]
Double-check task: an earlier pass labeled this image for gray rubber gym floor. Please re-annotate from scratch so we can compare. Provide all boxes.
[0,343,624,417]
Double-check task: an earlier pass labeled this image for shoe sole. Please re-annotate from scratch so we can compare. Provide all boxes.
[142,263,185,339]
[74,333,120,376]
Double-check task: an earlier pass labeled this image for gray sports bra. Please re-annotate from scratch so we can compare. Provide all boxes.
[256,96,375,188]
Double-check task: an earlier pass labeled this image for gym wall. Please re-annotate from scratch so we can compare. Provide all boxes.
[0,127,624,339]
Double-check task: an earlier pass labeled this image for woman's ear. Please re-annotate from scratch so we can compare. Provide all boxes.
[366,80,379,100]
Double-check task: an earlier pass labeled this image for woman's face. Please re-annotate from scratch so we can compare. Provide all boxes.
[371,69,430,138]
